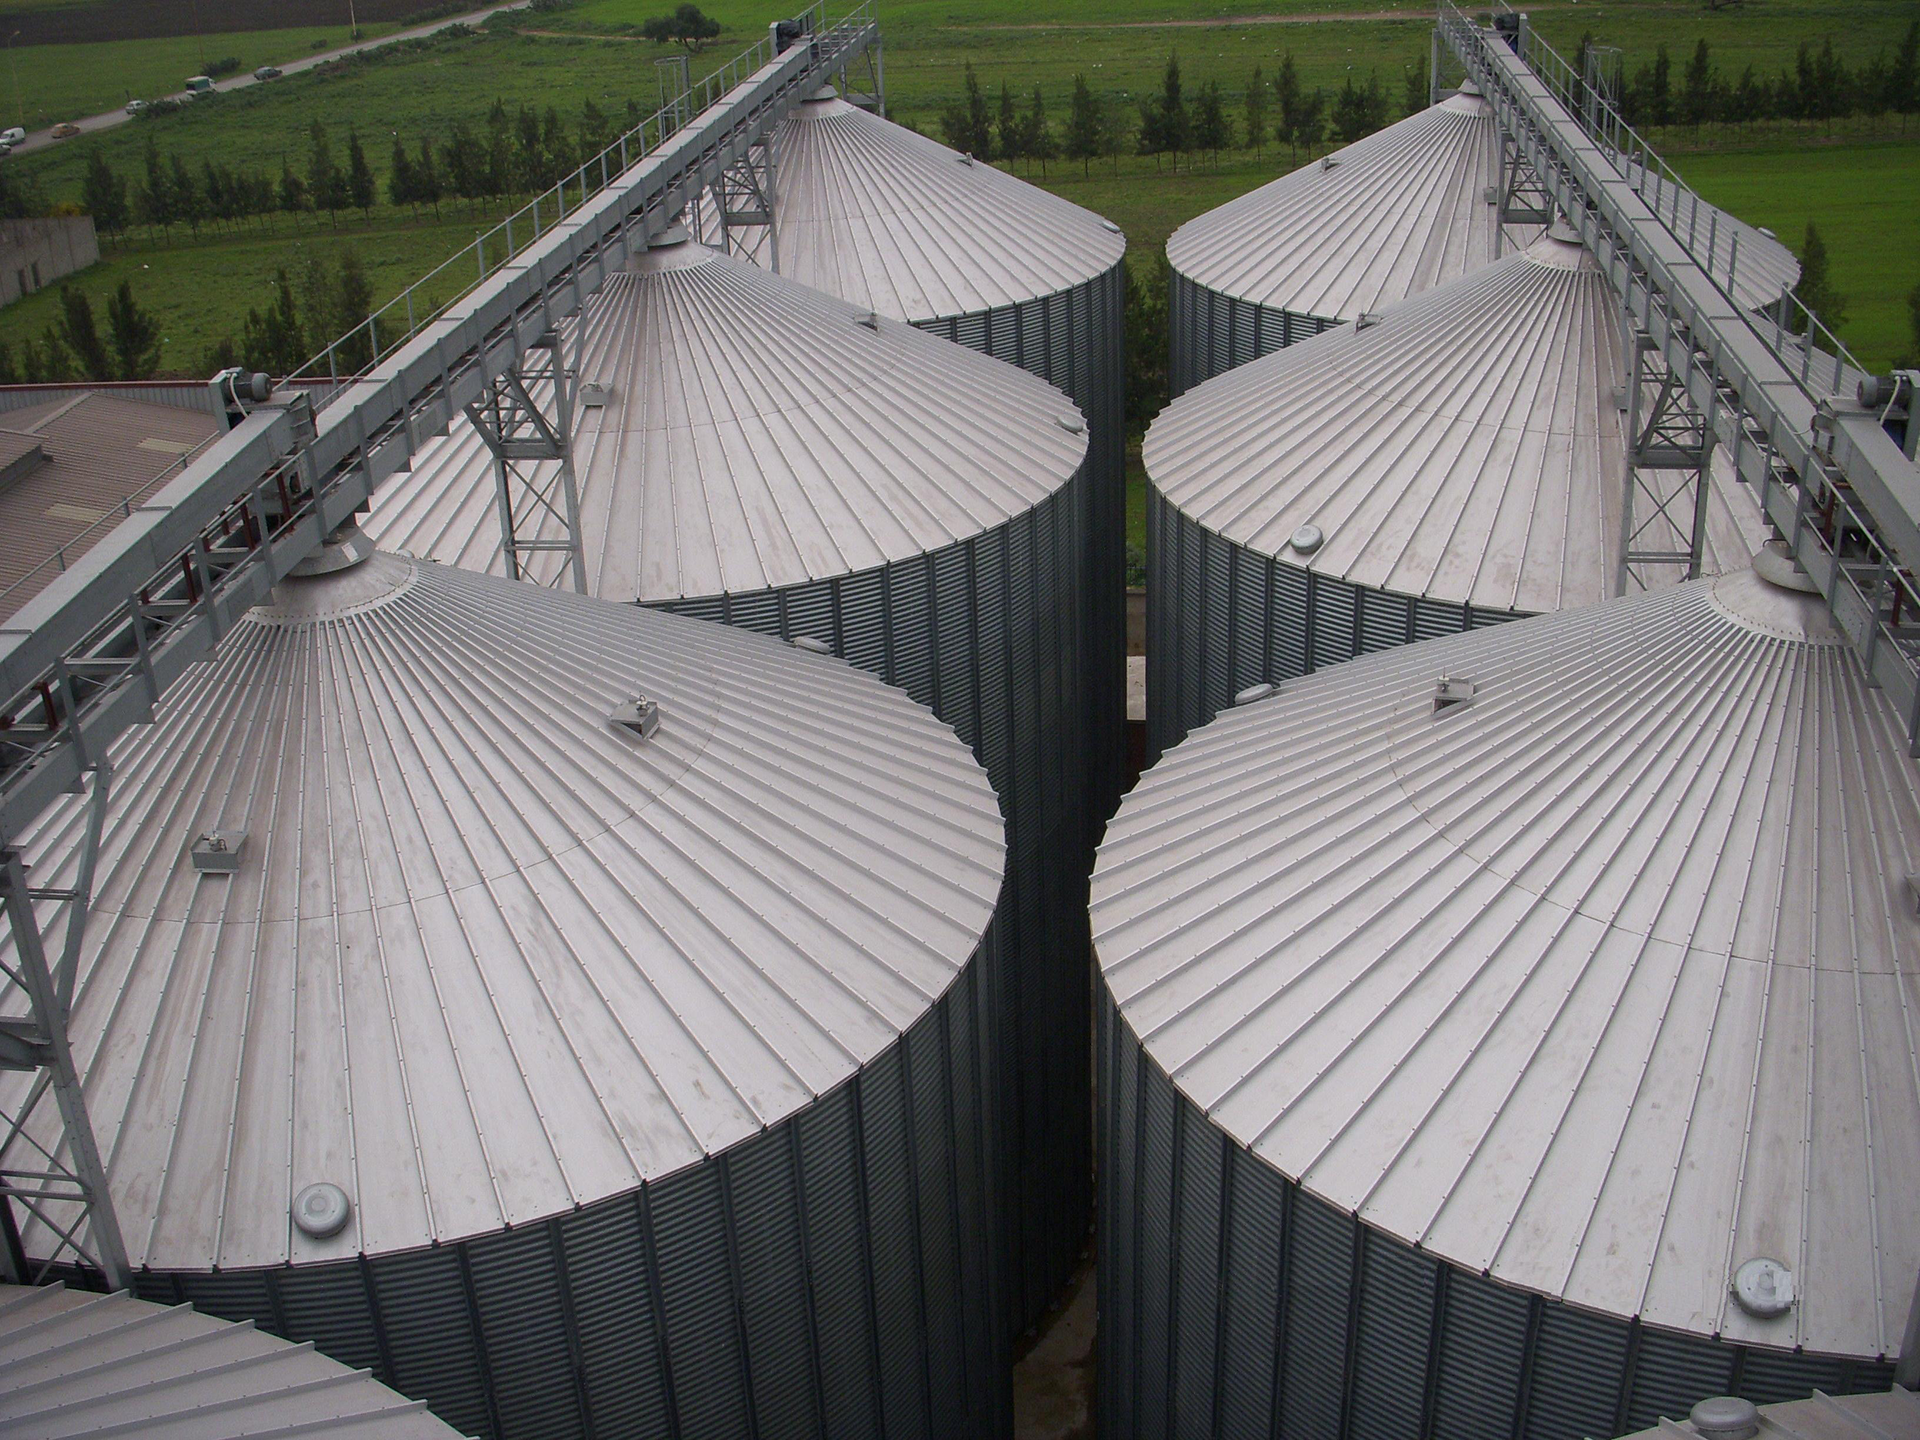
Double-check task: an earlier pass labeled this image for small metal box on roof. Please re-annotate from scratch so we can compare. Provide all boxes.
[1093,555,1919,1440]
[1143,229,1769,754]
[0,538,1010,1440]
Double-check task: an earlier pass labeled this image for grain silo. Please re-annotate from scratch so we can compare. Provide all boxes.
[0,1282,471,1437]
[0,534,1010,1440]
[1165,85,1799,395]
[1144,228,1768,755]
[1093,550,1919,1440]
[750,87,1130,831]
[365,226,1093,1333]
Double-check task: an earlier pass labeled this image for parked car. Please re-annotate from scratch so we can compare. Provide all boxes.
[252,65,282,81]
[50,122,80,138]
[0,126,24,147]
[184,74,214,93]
[125,98,147,115]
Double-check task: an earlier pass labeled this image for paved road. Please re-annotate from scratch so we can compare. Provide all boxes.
[3,1,528,158]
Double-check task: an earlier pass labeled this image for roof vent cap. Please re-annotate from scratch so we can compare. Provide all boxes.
[1355,311,1383,331]
[1056,413,1085,435]
[1433,676,1477,714]
[1320,154,1341,171]
[1101,219,1122,234]
[579,382,612,408]
[1288,523,1324,555]
[1689,1397,1761,1440]
[958,153,975,166]
[293,1181,352,1239]
[791,635,833,656]
[190,830,247,874]
[610,696,661,739]
[1235,683,1275,706]
[1730,1256,1795,1318]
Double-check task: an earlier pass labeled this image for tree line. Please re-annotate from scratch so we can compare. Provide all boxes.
[940,53,1431,175]
[1608,22,1919,130]
[74,95,642,244]
[0,281,163,384]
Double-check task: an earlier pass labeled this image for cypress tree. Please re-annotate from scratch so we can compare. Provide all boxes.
[1244,66,1268,152]
[389,135,416,210]
[1066,74,1103,175]
[81,153,130,236]
[346,128,375,217]
[56,286,113,381]
[1792,223,1848,333]
[105,279,161,379]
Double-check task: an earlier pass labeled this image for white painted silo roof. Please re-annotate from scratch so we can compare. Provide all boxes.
[1094,559,1920,1363]
[1144,231,1767,614]
[0,1282,470,1438]
[1166,88,1797,320]
[364,235,1087,601]
[1167,90,1510,326]
[0,548,1003,1273]
[762,92,1126,321]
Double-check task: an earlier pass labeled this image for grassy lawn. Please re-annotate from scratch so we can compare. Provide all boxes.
[0,24,405,129]
[4,0,1916,378]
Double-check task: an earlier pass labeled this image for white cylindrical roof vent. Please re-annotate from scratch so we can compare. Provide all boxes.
[1,554,1010,1438]
[1093,561,1920,1438]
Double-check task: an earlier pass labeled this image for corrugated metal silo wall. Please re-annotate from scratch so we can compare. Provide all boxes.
[916,260,1127,848]
[1168,270,1343,398]
[131,942,1006,1440]
[1095,992,1899,1440]
[659,477,1090,1341]
[1145,488,1518,760]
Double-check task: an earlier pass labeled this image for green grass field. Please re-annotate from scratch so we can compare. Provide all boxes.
[4,0,1917,375]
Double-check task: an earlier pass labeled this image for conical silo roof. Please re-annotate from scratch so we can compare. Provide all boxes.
[1168,88,1509,330]
[1094,555,1920,1363]
[0,1282,468,1437]
[1146,230,1765,616]
[1,544,1004,1273]
[758,91,1125,323]
[364,231,1088,601]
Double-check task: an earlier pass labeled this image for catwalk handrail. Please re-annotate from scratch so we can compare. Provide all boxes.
[1439,1,1920,748]
[0,2,877,849]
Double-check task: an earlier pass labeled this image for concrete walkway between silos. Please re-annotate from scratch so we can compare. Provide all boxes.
[1013,1260,1097,1440]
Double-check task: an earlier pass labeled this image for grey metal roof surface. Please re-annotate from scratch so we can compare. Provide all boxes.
[0,390,219,614]
[1612,1388,1920,1439]
[1094,563,1920,1361]
[1144,232,1767,614]
[1167,91,1512,326]
[0,1282,470,1438]
[364,236,1088,600]
[0,551,1004,1272]
[760,93,1126,322]
[1165,89,1796,322]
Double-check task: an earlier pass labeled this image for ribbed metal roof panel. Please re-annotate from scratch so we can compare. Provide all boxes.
[1144,233,1767,615]
[363,239,1087,600]
[0,1282,470,1438]
[1,554,1003,1273]
[1093,566,1920,1362]
[1166,90,1796,322]
[1167,91,1509,327]
[765,94,1126,322]
[1616,1387,1920,1439]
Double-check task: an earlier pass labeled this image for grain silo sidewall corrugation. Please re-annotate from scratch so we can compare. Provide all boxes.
[121,934,1006,1440]
[657,469,1092,1340]
[1167,274,1344,398]
[917,257,1129,849]
[1144,488,1520,758]
[1094,988,1899,1440]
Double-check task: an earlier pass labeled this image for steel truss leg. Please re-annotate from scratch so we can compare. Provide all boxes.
[466,331,589,594]
[709,134,780,272]
[1618,326,1715,594]
[0,764,129,1291]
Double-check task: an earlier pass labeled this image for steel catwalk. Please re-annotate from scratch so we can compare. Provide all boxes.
[1166,88,1799,395]
[1094,561,1918,1439]
[365,232,1094,1338]
[0,550,1009,1440]
[1145,231,1768,754]
[0,1281,472,1438]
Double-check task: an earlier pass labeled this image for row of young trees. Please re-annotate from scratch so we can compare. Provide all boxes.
[0,281,162,385]
[1611,23,1919,131]
[941,53,1429,175]
[77,95,639,244]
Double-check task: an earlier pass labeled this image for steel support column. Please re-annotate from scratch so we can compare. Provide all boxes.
[466,330,589,593]
[709,134,780,271]
[1618,325,1716,592]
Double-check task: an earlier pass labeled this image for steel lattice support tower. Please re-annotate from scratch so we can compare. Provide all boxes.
[466,331,589,593]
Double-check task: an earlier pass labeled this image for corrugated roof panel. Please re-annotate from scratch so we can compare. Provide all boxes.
[1093,561,1920,1363]
[0,550,1003,1273]
[1145,232,1767,615]
[364,237,1087,601]
[763,92,1126,322]
[0,1282,470,1438]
